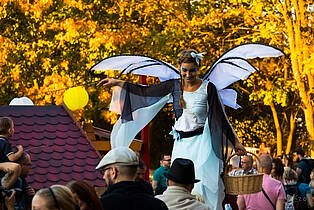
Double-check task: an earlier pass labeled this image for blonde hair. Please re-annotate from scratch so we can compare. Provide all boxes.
[35,185,77,210]
[283,167,297,181]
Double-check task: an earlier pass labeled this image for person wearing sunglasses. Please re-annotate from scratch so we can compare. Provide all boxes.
[96,147,168,210]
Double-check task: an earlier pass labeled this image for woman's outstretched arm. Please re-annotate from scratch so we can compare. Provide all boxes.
[97,78,125,88]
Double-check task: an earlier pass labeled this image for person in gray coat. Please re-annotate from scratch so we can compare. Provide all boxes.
[156,158,210,210]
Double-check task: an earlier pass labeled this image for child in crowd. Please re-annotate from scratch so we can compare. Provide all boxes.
[0,117,24,188]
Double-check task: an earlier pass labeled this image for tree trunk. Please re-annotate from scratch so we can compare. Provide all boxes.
[285,111,297,154]
[280,0,314,142]
[269,100,282,156]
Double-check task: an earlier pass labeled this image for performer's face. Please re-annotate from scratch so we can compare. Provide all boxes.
[180,62,199,83]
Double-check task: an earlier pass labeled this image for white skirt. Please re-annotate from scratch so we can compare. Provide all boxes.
[171,119,225,210]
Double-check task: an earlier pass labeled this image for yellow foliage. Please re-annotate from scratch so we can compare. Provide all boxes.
[98,90,111,102]
[18,0,53,19]
[64,0,87,11]
[0,35,15,65]
[11,65,21,81]
[27,72,75,105]
[101,110,118,125]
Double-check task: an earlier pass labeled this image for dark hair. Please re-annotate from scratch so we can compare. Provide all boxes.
[67,180,103,210]
[0,117,13,135]
[161,154,171,160]
[272,158,284,178]
[281,154,293,167]
[139,160,146,170]
[295,149,305,157]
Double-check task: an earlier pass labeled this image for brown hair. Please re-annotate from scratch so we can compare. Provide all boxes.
[177,49,200,66]
[177,49,201,108]
[67,180,104,210]
[0,117,13,135]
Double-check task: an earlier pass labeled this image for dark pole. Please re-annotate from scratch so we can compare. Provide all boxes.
[139,75,150,181]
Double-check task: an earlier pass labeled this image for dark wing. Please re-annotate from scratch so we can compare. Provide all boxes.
[91,54,180,81]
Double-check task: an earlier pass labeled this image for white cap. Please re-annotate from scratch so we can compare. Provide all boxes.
[96,147,139,170]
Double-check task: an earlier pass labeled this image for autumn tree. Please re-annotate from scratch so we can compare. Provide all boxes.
[1,0,311,156]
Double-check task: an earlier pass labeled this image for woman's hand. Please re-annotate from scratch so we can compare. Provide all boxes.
[97,78,125,88]
[234,141,246,155]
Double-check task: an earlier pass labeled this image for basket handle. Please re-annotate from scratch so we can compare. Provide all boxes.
[224,151,261,175]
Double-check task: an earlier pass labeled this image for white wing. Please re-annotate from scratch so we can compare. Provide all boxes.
[91,55,180,81]
[203,43,284,109]
[203,43,284,89]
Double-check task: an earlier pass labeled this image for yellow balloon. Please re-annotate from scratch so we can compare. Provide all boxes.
[63,86,89,111]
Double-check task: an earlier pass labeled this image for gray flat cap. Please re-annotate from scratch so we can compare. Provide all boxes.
[96,147,139,170]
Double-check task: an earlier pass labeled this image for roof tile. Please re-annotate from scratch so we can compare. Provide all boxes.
[0,105,104,189]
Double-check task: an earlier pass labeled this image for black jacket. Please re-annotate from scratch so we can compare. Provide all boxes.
[101,181,168,210]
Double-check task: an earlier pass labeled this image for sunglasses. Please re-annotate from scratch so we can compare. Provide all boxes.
[100,167,113,175]
[180,66,199,73]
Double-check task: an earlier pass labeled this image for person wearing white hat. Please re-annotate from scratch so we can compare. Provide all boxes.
[96,147,168,210]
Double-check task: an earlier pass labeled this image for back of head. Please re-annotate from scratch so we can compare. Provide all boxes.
[258,154,272,173]
[296,149,305,157]
[96,147,139,180]
[0,117,13,136]
[283,167,297,181]
[177,49,200,66]
[67,180,103,210]
[16,152,31,178]
[272,158,284,177]
[35,185,76,210]
[165,158,199,185]
[16,152,29,165]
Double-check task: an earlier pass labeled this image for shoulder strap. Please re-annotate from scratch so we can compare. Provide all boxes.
[262,188,276,210]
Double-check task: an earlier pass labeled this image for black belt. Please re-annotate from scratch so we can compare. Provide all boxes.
[176,127,204,139]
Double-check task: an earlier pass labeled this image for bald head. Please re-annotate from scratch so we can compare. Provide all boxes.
[241,155,253,173]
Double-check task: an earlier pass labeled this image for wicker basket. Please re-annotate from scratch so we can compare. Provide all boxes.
[223,151,263,195]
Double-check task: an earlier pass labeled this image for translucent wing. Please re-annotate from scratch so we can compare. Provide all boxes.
[203,43,285,89]
[91,55,180,81]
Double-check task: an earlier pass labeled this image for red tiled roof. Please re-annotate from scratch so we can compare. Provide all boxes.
[0,105,104,189]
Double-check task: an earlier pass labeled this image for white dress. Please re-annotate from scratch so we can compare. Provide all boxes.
[171,80,224,210]
[109,79,233,210]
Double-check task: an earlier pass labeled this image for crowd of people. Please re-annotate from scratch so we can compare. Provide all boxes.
[0,48,312,210]
[227,151,313,210]
[0,115,313,210]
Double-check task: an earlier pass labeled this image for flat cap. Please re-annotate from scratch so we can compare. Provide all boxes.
[96,147,139,170]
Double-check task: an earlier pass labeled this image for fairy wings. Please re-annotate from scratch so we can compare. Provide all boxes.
[91,43,284,160]
[92,43,284,109]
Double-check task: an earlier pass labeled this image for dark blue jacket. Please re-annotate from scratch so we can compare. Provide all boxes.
[101,181,168,210]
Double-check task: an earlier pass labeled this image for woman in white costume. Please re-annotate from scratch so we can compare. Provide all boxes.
[99,49,246,210]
